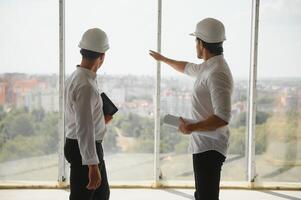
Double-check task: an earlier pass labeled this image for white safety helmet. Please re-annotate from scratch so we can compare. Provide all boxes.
[78,28,109,53]
[190,18,226,43]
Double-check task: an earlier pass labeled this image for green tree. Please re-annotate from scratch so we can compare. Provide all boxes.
[0,135,44,162]
[38,112,59,154]
[0,108,59,162]
[1,112,34,139]
[31,108,45,122]
[228,127,245,155]
[160,125,181,153]
[231,111,270,128]
[0,106,6,121]
[228,125,267,155]
[103,127,120,153]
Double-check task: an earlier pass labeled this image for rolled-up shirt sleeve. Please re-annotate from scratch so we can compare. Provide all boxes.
[207,71,233,123]
[184,62,204,77]
[74,85,99,165]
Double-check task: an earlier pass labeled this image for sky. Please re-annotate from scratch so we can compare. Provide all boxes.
[0,0,301,79]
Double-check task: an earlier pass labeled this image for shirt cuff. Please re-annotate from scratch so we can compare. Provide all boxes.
[215,112,231,123]
[183,63,192,75]
[81,157,100,166]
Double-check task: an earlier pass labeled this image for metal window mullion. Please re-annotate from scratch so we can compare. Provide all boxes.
[154,0,162,187]
[58,0,66,184]
[247,0,260,183]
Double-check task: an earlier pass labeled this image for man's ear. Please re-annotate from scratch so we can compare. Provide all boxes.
[199,40,203,48]
[100,53,105,61]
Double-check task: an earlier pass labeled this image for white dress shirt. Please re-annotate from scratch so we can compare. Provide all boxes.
[65,66,106,165]
[184,55,233,156]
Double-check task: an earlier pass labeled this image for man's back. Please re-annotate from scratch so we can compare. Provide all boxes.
[65,67,106,142]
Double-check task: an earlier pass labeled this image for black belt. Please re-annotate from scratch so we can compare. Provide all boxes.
[66,138,102,144]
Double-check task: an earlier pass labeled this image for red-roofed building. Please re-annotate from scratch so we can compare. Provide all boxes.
[0,82,7,105]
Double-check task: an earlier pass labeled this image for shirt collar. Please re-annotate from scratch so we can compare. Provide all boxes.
[76,65,97,80]
[205,54,224,66]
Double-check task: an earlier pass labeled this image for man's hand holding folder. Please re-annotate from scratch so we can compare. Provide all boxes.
[104,115,113,124]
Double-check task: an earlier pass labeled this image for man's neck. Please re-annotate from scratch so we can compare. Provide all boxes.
[203,52,216,61]
[80,60,98,73]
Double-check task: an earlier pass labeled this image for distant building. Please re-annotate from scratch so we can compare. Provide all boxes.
[13,78,42,109]
[24,88,59,112]
[0,82,7,105]
[0,73,59,112]
[161,90,191,118]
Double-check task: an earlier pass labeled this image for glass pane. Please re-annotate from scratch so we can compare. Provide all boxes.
[160,0,252,182]
[256,0,301,182]
[66,0,156,182]
[0,0,59,181]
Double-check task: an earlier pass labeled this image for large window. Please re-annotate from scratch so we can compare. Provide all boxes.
[0,0,300,188]
[66,0,157,182]
[160,0,252,182]
[0,0,59,181]
[255,0,301,183]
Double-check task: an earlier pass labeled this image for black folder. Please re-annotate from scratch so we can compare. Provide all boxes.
[101,92,118,116]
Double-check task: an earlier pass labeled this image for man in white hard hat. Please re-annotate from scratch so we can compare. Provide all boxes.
[64,28,112,200]
[150,18,233,200]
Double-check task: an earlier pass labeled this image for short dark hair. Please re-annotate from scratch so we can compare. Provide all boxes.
[80,49,104,59]
[196,38,223,55]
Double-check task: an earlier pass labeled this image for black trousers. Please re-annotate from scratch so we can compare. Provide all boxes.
[193,150,226,200]
[64,138,110,200]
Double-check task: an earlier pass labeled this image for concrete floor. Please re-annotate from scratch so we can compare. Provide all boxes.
[0,189,300,200]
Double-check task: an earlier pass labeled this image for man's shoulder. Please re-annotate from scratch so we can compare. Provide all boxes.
[185,62,206,77]
[69,70,91,85]
[209,58,231,74]
[66,71,93,93]
[206,61,233,82]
